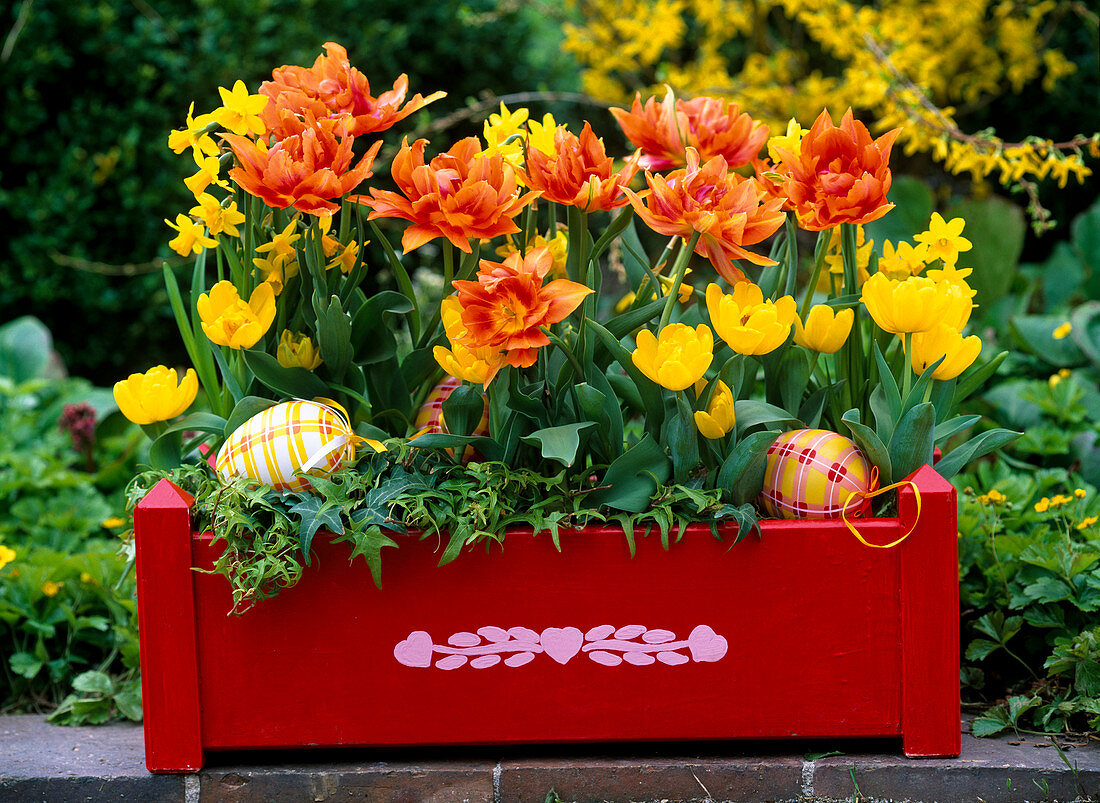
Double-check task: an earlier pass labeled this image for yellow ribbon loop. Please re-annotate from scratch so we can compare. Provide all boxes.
[311,396,387,457]
[840,469,923,549]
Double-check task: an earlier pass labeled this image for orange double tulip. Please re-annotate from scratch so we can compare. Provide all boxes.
[520,123,640,212]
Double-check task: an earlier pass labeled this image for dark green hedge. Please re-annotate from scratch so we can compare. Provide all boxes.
[0,0,578,383]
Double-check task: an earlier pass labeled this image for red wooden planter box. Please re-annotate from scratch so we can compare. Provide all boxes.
[133,464,960,773]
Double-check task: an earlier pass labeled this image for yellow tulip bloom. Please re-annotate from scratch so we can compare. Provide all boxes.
[938,278,976,331]
[693,379,736,439]
[197,280,276,349]
[908,323,982,380]
[432,296,506,387]
[277,330,322,370]
[113,365,198,425]
[860,273,949,334]
[632,323,714,391]
[793,305,854,354]
[706,282,797,356]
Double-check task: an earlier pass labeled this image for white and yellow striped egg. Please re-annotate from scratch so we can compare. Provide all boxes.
[215,400,357,492]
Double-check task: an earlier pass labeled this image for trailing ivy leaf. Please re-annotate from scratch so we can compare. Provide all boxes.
[333,522,398,588]
[521,423,597,467]
[587,435,671,513]
[288,495,346,564]
[717,431,779,506]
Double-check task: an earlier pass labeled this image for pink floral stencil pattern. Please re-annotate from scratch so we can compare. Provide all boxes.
[394,624,727,670]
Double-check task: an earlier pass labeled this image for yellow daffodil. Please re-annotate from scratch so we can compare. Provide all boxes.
[113,365,198,425]
[632,323,714,391]
[276,330,322,370]
[913,213,972,267]
[1053,321,1072,339]
[255,219,301,264]
[197,280,276,349]
[526,113,563,156]
[766,118,806,164]
[496,228,569,279]
[252,254,298,295]
[326,240,359,273]
[706,282,797,356]
[0,545,15,571]
[861,274,949,334]
[164,213,217,257]
[925,263,973,282]
[693,378,736,439]
[432,296,506,387]
[877,240,929,279]
[212,80,269,137]
[824,225,873,279]
[481,102,529,166]
[41,581,62,598]
[188,194,246,237]
[183,153,230,198]
[908,323,982,380]
[167,102,219,157]
[793,305,854,354]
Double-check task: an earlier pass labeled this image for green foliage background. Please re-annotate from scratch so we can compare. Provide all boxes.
[0,0,577,384]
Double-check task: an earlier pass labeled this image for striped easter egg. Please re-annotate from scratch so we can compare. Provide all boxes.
[760,428,873,519]
[215,400,358,492]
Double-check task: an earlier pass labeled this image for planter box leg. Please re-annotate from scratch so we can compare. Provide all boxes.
[134,479,204,772]
[900,465,961,758]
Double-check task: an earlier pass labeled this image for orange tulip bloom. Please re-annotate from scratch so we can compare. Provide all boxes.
[623,149,786,284]
[771,108,899,231]
[452,247,592,368]
[356,137,537,253]
[611,90,769,171]
[224,116,380,216]
[519,122,640,212]
[260,42,444,140]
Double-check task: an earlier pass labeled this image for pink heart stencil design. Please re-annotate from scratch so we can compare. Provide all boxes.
[393,630,434,667]
[540,627,583,664]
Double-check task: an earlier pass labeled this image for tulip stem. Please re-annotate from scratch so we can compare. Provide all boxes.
[659,231,700,331]
[800,228,831,322]
[541,326,586,380]
[783,215,799,298]
[902,332,913,400]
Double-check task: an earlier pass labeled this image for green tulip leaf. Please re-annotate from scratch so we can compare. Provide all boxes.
[888,402,935,484]
[521,423,597,467]
[733,399,801,433]
[441,383,485,438]
[717,430,780,505]
[224,397,277,436]
[407,433,504,463]
[933,414,981,445]
[934,428,1022,480]
[842,408,892,482]
[313,294,353,378]
[244,349,330,400]
[587,434,671,513]
[1070,301,1100,369]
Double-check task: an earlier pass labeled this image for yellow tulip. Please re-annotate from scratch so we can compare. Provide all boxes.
[276,330,322,370]
[937,278,975,332]
[113,365,198,425]
[631,323,713,391]
[793,305,854,354]
[433,296,506,386]
[706,282,797,356]
[860,273,948,334]
[693,379,736,439]
[908,323,982,380]
[197,280,276,349]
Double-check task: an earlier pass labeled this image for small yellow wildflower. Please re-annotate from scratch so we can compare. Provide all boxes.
[80,573,96,585]
[1074,489,1087,499]
[1050,494,1071,507]
[102,517,127,529]
[1077,516,1098,531]
[1049,368,1071,388]
[0,545,15,571]
[1035,497,1051,513]
[978,489,1007,507]
[41,581,62,598]
[1052,322,1072,340]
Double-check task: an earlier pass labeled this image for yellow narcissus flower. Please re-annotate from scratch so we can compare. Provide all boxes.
[167,103,219,157]
[913,213,972,267]
[183,153,230,198]
[632,323,713,391]
[496,228,569,279]
[908,323,982,380]
[165,213,216,257]
[212,80,269,137]
[197,280,276,349]
[877,240,929,279]
[113,365,198,425]
[793,305,854,354]
[706,282,797,356]
[0,545,15,571]
[860,273,949,334]
[188,194,246,237]
[277,330,322,370]
[693,379,736,439]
